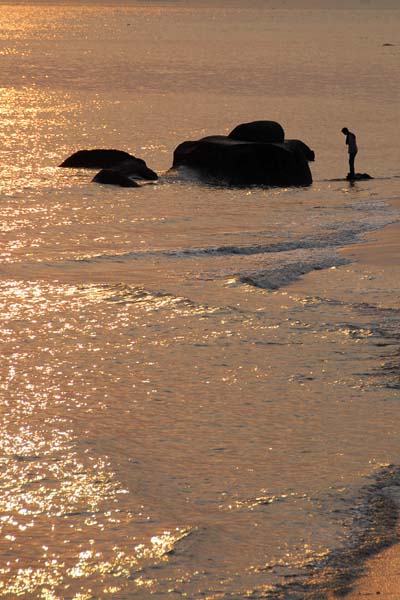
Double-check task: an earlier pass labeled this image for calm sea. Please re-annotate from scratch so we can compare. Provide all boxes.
[0,2,399,598]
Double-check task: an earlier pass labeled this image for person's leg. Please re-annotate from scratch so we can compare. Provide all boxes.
[349,151,358,176]
[349,152,356,177]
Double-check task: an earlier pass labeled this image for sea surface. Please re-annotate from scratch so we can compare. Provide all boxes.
[0,2,399,598]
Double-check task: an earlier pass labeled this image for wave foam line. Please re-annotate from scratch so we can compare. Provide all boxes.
[74,218,398,265]
[238,253,350,290]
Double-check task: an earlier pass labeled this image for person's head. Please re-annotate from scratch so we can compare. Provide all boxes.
[341,127,349,135]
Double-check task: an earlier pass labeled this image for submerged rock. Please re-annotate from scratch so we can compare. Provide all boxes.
[103,158,158,181]
[92,169,141,187]
[346,173,373,181]
[172,122,314,187]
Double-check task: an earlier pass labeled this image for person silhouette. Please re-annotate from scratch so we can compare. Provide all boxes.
[341,127,358,179]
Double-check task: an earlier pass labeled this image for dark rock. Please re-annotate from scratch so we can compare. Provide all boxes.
[60,149,158,185]
[228,121,285,144]
[284,139,315,162]
[346,172,373,181]
[172,133,313,187]
[60,149,137,169]
[110,158,158,181]
[92,169,140,187]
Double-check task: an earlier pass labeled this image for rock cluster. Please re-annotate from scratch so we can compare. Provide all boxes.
[59,121,315,188]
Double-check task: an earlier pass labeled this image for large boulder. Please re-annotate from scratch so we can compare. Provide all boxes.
[228,121,285,144]
[172,131,313,187]
[60,149,158,185]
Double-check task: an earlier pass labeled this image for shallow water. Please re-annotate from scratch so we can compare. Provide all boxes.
[0,3,399,598]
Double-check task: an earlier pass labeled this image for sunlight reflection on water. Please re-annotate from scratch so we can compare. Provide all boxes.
[0,274,398,596]
[0,2,399,598]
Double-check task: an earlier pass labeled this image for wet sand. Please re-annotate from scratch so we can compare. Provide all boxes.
[344,542,400,599]
[340,204,400,599]
[342,220,400,268]
[287,197,400,599]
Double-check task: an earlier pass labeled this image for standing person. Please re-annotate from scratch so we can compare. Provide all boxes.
[341,127,358,178]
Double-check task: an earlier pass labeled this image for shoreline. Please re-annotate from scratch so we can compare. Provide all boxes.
[278,197,400,599]
[338,205,400,598]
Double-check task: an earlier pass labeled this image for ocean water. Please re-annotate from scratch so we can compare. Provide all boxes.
[0,2,399,598]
